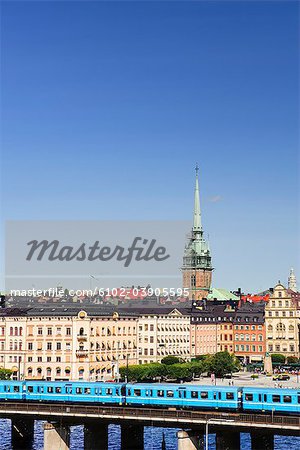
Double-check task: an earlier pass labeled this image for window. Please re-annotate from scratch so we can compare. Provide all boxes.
[84,388,91,394]
[272,395,280,402]
[283,396,291,403]
[55,387,62,393]
[167,391,174,397]
[106,388,112,395]
[145,390,153,396]
[245,393,253,401]
[14,386,20,392]
[37,327,42,335]
[76,387,82,394]
[191,391,198,398]
[134,389,141,396]
[56,342,61,350]
[66,327,71,335]
[28,342,33,350]
[157,390,164,397]
[200,391,208,399]
[47,327,52,336]
[47,387,54,393]
[226,392,234,400]
[47,342,52,350]
[28,386,33,393]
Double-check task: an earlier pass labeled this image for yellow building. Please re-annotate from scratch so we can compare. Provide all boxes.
[265,283,300,358]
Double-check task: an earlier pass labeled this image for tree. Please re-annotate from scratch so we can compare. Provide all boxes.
[286,356,298,364]
[271,354,285,364]
[161,356,182,365]
[205,352,240,378]
[0,368,13,380]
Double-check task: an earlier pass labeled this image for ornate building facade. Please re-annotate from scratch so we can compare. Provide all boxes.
[182,166,213,299]
[265,283,300,358]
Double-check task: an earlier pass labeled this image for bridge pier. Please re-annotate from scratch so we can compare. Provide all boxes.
[216,429,240,450]
[84,422,108,450]
[44,422,70,450]
[121,424,144,450]
[178,430,204,450]
[11,418,34,449]
[251,430,274,450]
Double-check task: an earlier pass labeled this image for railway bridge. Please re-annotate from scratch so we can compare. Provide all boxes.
[0,402,299,450]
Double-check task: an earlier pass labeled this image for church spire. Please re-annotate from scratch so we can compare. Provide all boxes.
[193,164,202,232]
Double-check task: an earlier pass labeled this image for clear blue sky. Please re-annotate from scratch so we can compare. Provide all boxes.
[1,1,299,293]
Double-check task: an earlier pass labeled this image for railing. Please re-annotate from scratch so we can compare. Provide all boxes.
[0,402,299,430]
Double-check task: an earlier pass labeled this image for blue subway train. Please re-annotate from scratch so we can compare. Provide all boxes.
[0,381,299,415]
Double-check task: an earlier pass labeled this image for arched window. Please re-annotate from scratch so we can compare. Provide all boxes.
[289,324,294,332]
[37,367,42,375]
[56,367,61,375]
[28,367,33,376]
[14,340,18,350]
[14,327,18,336]
[19,327,23,336]
[79,327,84,336]
[9,340,13,351]
[267,324,273,331]
[19,341,22,350]
[46,367,51,376]
[276,323,285,332]
[10,327,13,336]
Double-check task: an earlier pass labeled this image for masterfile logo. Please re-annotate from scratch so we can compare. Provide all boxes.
[5,220,188,291]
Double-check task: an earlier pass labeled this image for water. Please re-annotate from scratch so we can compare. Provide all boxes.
[0,419,299,449]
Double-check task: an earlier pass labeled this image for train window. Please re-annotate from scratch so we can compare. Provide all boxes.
[14,386,20,392]
[157,390,164,397]
[134,389,141,396]
[106,388,112,395]
[116,389,119,395]
[298,396,300,404]
[28,386,33,393]
[121,386,126,396]
[245,394,253,401]
[201,392,208,399]
[264,395,267,402]
[258,394,262,402]
[56,387,62,393]
[218,392,221,400]
[272,395,280,402]
[213,393,217,400]
[76,387,83,394]
[47,387,53,393]
[191,391,198,399]
[84,388,91,394]
[5,386,10,392]
[66,387,72,394]
[127,389,131,396]
[167,391,174,398]
[145,390,153,397]
[226,393,234,400]
[283,395,292,403]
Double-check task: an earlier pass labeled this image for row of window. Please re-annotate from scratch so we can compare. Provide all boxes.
[245,393,299,404]
[235,334,263,341]
[267,311,294,317]
[268,344,295,352]
[235,345,263,352]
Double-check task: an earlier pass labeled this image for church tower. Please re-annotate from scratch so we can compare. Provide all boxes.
[182,166,213,299]
[288,268,297,292]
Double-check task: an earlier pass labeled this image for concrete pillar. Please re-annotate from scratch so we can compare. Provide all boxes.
[216,428,240,450]
[11,418,34,449]
[44,422,70,450]
[84,423,108,450]
[251,430,274,450]
[121,424,144,450]
[178,430,204,450]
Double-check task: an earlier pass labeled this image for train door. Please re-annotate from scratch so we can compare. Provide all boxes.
[120,384,127,405]
[178,387,186,408]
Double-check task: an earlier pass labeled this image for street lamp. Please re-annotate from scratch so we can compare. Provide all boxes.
[205,418,234,450]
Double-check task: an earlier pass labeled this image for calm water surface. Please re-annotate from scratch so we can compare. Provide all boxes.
[0,419,299,449]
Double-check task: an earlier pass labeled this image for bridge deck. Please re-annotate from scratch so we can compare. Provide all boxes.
[0,402,299,434]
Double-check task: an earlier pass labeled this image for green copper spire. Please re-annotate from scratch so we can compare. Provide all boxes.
[193,164,202,232]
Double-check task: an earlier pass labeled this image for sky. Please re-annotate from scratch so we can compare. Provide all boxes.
[1,0,299,293]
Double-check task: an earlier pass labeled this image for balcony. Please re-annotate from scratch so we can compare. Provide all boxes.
[76,349,88,357]
[77,333,87,342]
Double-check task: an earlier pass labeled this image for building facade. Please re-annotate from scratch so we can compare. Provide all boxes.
[265,283,300,358]
[182,166,213,300]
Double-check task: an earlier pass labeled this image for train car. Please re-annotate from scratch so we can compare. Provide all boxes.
[21,380,125,405]
[124,383,242,411]
[242,387,300,415]
[0,380,23,401]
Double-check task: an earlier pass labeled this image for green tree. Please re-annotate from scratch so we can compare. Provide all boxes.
[161,356,182,365]
[205,352,240,378]
[271,354,285,364]
[0,368,13,380]
[286,356,298,364]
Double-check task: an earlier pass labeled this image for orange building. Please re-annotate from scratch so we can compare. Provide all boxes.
[233,301,265,364]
